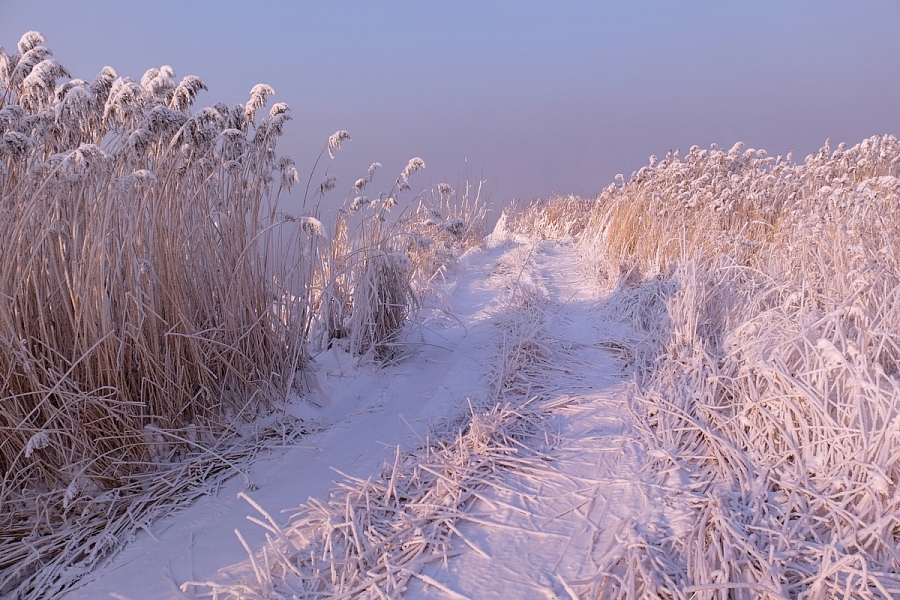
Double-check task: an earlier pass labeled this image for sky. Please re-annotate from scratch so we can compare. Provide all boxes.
[2,0,900,215]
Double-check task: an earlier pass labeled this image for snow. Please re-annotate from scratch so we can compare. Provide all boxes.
[62,237,642,599]
[405,243,641,599]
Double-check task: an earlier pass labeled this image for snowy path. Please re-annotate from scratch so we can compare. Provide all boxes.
[63,238,645,599]
[409,241,643,599]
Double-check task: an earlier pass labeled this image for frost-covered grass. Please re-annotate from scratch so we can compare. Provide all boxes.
[0,31,480,597]
[0,31,309,597]
[495,194,594,241]
[571,137,900,597]
[6,25,899,600]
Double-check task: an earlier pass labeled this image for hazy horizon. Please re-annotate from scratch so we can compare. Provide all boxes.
[3,0,899,215]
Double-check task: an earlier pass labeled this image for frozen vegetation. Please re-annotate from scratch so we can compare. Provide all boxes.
[4,30,900,599]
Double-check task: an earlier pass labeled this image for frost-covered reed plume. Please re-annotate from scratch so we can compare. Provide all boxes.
[570,136,900,597]
[0,31,313,597]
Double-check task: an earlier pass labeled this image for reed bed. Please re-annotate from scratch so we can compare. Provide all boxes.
[0,30,314,597]
[572,136,900,597]
[0,31,444,597]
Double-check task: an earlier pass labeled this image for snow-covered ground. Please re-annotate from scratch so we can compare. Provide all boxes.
[63,236,646,599]
[408,242,644,599]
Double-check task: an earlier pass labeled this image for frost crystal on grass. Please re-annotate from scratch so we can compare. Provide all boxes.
[400,157,425,182]
[24,431,50,458]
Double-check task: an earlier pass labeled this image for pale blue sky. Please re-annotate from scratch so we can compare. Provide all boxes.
[2,1,899,213]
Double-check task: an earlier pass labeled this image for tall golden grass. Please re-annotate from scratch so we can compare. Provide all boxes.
[0,30,316,595]
[573,137,900,597]
[0,31,478,596]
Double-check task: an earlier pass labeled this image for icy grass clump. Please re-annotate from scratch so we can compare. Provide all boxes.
[404,178,489,284]
[570,136,900,597]
[498,194,595,241]
[307,176,488,361]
